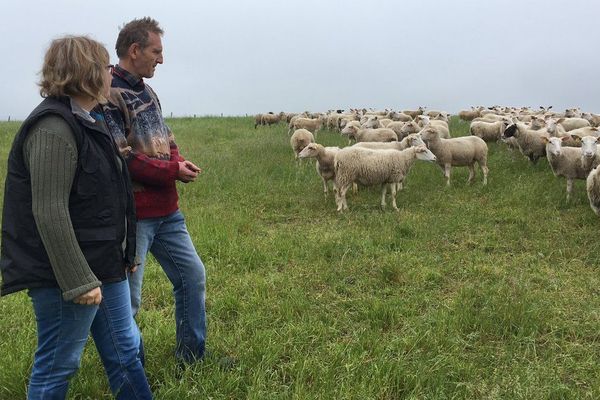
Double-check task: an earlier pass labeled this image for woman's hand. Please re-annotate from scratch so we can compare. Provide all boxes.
[73,287,102,305]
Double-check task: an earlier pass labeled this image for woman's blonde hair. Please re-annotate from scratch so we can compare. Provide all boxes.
[39,35,109,103]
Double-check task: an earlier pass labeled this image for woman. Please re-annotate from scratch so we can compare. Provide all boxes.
[0,36,152,399]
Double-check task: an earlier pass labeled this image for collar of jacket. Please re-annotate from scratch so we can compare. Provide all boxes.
[113,64,145,89]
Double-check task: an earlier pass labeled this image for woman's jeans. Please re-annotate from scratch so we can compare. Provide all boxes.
[27,280,152,399]
[128,210,206,363]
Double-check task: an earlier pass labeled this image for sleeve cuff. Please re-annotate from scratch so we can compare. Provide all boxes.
[62,280,102,301]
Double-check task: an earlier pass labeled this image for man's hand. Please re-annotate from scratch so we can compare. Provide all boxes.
[73,287,102,305]
[177,160,202,183]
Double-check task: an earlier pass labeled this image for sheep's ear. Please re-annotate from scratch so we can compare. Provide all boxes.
[557,118,565,123]
[541,136,550,144]
[595,136,600,143]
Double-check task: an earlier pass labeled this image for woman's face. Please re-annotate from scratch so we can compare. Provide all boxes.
[102,64,113,100]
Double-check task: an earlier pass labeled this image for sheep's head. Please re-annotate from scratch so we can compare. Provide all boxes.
[298,143,320,159]
[503,124,518,138]
[341,124,359,137]
[406,133,426,148]
[419,126,439,142]
[414,145,436,162]
[542,136,564,156]
[580,136,600,159]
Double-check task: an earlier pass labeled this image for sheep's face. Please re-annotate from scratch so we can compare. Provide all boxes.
[341,125,358,137]
[407,133,426,148]
[580,136,600,159]
[415,146,436,162]
[420,127,439,142]
[503,124,518,138]
[545,137,564,156]
[298,143,318,159]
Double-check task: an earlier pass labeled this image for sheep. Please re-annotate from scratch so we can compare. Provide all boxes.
[333,145,437,211]
[579,135,600,171]
[546,120,598,147]
[502,123,548,164]
[541,136,594,201]
[458,107,482,121]
[582,112,600,127]
[558,117,590,131]
[402,107,425,119]
[341,124,397,144]
[586,165,600,215]
[290,129,315,160]
[416,116,450,137]
[262,112,283,127]
[353,132,427,151]
[469,120,507,142]
[420,126,489,186]
[288,117,322,136]
[298,143,340,195]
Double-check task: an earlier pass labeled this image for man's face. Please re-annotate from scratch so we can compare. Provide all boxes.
[132,32,163,79]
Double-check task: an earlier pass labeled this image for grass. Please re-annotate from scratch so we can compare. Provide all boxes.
[1,116,600,399]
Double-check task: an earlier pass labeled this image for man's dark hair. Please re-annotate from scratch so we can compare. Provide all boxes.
[116,17,163,58]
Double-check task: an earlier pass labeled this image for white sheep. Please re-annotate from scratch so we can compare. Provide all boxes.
[341,124,397,144]
[290,129,315,160]
[542,136,594,201]
[334,145,437,211]
[420,126,489,186]
[469,120,507,142]
[558,117,590,132]
[586,165,600,215]
[288,117,322,136]
[298,143,340,195]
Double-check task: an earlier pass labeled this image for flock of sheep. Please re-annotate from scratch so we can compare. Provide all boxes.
[254,106,600,213]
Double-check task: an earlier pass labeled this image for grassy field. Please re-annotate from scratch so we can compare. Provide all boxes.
[1,116,600,399]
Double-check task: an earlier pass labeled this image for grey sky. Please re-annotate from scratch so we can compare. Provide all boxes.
[2,0,599,120]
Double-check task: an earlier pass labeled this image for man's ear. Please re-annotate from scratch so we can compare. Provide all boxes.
[129,43,140,59]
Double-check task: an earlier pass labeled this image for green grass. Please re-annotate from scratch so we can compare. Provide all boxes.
[1,116,600,399]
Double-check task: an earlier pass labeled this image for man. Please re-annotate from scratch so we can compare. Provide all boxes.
[103,17,206,364]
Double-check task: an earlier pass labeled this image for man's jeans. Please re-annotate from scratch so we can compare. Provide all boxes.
[129,210,207,363]
[27,281,152,399]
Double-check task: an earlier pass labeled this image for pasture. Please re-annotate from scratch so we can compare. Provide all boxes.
[1,116,600,399]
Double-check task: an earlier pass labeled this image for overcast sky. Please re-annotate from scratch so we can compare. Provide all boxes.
[2,0,599,120]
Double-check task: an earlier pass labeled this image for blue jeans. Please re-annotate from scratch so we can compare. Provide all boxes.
[27,280,152,399]
[129,210,206,363]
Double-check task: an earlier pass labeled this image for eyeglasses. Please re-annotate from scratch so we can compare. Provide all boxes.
[106,64,114,73]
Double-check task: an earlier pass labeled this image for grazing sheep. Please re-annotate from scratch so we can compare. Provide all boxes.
[288,117,322,135]
[502,123,548,164]
[334,145,437,211]
[469,120,507,142]
[586,165,600,215]
[420,126,489,186]
[341,124,397,144]
[542,136,594,201]
[298,143,340,195]
[290,129,315,160]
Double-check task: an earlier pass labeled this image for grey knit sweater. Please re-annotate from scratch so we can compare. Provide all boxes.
[23,114,102,301]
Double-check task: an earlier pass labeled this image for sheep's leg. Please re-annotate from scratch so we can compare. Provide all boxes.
[336,184,348,212]
[391,183,399,211]
[352,182,358,194]
[444,164,451,186]
[481,163,489,185]
[468,164,475,184]
[566,179,573,201]
[322,176,328,196]
[380,184,387,209]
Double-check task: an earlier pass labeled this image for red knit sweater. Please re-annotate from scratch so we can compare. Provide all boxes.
[103,65,185,219]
